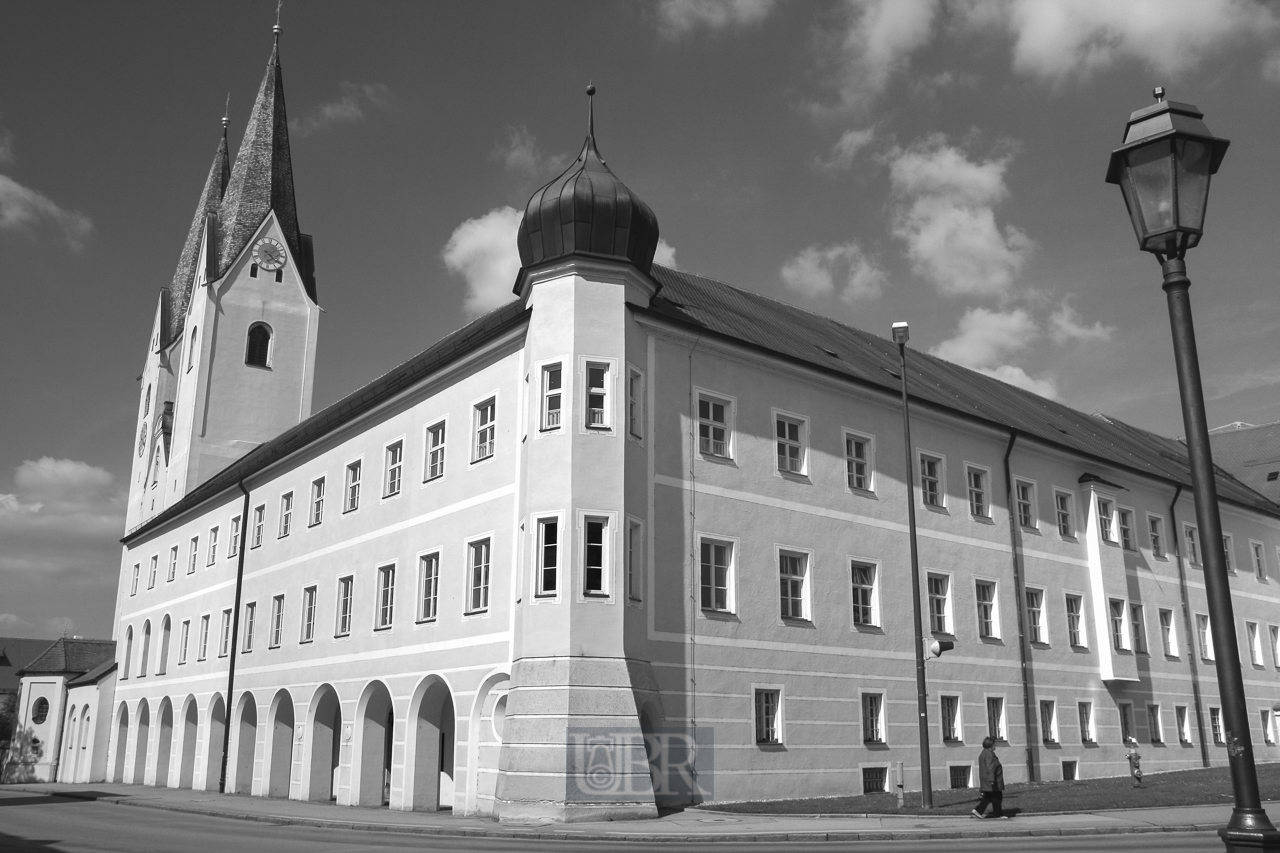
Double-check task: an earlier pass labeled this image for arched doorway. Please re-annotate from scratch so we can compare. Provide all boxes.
[203,694,226,791]
[465,672,509,815]
[406,676,455,811]
[76,705,91,782]
[178,696,198,788]
[232,693,258,794]
[63,707,79,782]
[132,699,150,784]
[112,703,128,782]
[267,690,295,798]
[354,680,394,807]
[306,685,342,802]
[154,697,174,787]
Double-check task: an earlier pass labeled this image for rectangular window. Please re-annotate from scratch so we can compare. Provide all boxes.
[627,520,642,601]
[229,516,241,558]
[418,553,439,621]
[207,526,219,565]
[1159,608,1177,656]
[1223,534,1235,572]
[1185,525,1200,565]
[252,505,265,548]
[198,614,210,661]
[1248,621,1262,666]
[1130,604,1147,654]
[376,564,395,629]
[270,594,284,648]
[188,538,199,574]
[131,564,139,595]
[1066,594,1084,647]
[779,551,807,620]
[585,363,609,428]
[1148,704,1163,744]
[1262,710,1276,746]
[1271,626,1280,667]
[384,441,403,497]
[344,461,361,512]
[336,576,353,636]
[920,453,942,507]
[1040,700,1058,743]
[541,364,562,430]
[1211,707,1224,744]
[862,693,884,743]
[1055,490,1074,537]
[1149,515,1165,558]
[474,399,496,460]
[536,518,559,595]
[951,765,972,788]
[169,545,179,581]
[1110,599,1127,650]
[310,478,325,526]
[928,574,950,633]
[851,561,876,627]
[863,766,888,794]
[1120,703,1134,743]
[1177,705,1191,744]
[1097,498,1114,542]
[1026,588,1044,643]
[967,466,988,517]
[1015,480,1035,528]
[218,609,231,657]
[845,432,872,491]
[628,369,643,439]
[1197,613,1214,659]
[468,539,490,613]
[425,422,446,481]
[775,415,804,474]
[1118,509,1135,550]
[1079,701,1094,743]
[178,620,190,665]
[755,689,780,744]
[301,586,316,642]
[697,396,729,457]
[148,554,158,589]
[584,517,608,594]
[700,539,732,612]
[975,580,997,639]
[941,695,960,741]
[987,697,1005,740]
[278,492,293,537]
[242,601,256,653]
[1253,542,1267,580]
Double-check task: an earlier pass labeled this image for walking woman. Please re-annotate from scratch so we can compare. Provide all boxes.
[971,736,1008,819]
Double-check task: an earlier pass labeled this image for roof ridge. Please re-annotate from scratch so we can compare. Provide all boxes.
[166,133,230,344]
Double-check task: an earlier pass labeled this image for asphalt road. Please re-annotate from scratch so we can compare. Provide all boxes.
[0,790,1223,852]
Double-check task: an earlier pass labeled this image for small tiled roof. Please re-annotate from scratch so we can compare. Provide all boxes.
[16,639,115,677]
[67,658,117,688]
[167,134,230,345]
[644,265,1280,517]
[1209,421,1280,504]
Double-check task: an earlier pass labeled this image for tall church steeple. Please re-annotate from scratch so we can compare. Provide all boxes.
[166,128,230,344]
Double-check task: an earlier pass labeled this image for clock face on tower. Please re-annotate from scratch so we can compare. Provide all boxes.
[253,237,287,271]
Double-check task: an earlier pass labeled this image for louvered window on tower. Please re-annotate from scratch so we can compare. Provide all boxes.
[246,323,272,367]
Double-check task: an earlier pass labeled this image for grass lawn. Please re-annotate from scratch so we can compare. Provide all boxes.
[695,761,1280,816]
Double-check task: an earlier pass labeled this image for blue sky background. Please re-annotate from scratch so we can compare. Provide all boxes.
[3,0,1279,639]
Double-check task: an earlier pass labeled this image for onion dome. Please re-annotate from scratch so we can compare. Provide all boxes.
[517,86,660,275]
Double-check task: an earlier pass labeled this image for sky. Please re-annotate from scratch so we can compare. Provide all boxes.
[2,0,1279,640]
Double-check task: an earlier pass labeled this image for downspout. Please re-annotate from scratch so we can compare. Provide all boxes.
[1002,431,1037,783]
[1169,484,1211,767]
[219,479,251,792]
[686,335,701,798]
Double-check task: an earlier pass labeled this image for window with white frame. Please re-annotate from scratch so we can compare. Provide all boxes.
[700,538,732,612]
[218,609,231,657]
[242,601,256,653]
[851,561,877,627]
[310,477,324,526]
[1119,702,1134,743]
[207,526,219,565]
[301,586,316,642]
[1055,490,1075,537]
[418,553,439,621]
[178,620,190,665]
[468,539,490,613]
[627,520,642,601]
[1197,613,1214,659]
[928,574,951,634]
[697,395,730,458]
[229,515,241,557]
[344,460,362,512]
[1040,700,1059,743]
[279,492,293,537]
[1177,705,1191,744]
[1097,497,1115,542]
[425,422,446,480]
[474,398,496,460]
[1271,625,1280,667]
[584,517,608,595]
[987,697,1006,740]
[1211,707,1224,744]
[627,369,643,439]
[1253,541,1267,580]
[1015,480,1036,529]
[1262,710,1276,746]
[384,441,403,497]
[336,575,353,637]
[1148,704,1163,743]
[775,414,805,474]
[920,453,943,507]
[863,692,885,743]
[1118,508,1135,550]
[198,614,209,661]
[967,466,989,518]
[975,580,998,639]
[1223,534,1235,572]
[1079,701,1094,743]
[536,518,559,596]
[270,594,284,648]
[1159,608,1178,656]
[845,432,872,492]
[1248,621,1263,666]
[1149,514,1165,558]
[1026,588,1045,643]
[541,364,562,430]
[1110,599,1127,650]
[779,551,808,620]
[376,564,395,629]
[585,362,609,428]
[169,545,179,581]
[1185,524,1200,565]
[148,555,157,589]
[1130,604,1147,654]
[941,695,961,741]
[755,688,781,744]
[131,564,139,595]
[1066,594,1085,647]
[188,538,198,574]
[252,504,265,547]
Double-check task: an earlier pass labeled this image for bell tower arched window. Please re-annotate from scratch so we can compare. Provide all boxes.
[245,323,272,368]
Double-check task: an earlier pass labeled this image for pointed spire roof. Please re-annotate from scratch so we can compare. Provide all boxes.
[217,37,300,277]
[166,132,230,343]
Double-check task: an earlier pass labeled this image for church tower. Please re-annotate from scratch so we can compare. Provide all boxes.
[127,25,319,531]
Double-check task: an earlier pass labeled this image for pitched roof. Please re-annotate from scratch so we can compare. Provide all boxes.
[165,134,230,345]
[16,639,115,677]
[0,637,61,693]
[644,265,1280,517]
[1208,421,1280,504]
[68,658,117,688]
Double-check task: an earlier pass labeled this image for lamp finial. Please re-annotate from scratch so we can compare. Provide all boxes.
[586,82,596,138]
[1153,86,1165,103]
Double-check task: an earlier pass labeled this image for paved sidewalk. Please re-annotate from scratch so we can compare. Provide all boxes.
[5,782,1276,843]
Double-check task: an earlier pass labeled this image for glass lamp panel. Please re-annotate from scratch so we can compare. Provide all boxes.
[1174,138,1212,233]
[1125,140,1175,240]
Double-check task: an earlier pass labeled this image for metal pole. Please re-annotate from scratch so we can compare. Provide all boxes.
[897,339,933,808]
[1161,257,1280,850]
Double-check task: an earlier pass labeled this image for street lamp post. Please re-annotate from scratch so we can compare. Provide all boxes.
[892,321,934,809]
[1106,89,1280,853]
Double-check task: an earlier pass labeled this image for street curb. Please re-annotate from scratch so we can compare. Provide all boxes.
[6,786,1227,844]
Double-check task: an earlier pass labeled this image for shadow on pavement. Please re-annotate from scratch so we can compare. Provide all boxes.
[0,791,124,807]
[0,829,65,851]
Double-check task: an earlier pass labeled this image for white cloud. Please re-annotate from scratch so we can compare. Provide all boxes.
[0,174,92,250]
[442,206,523,317]
[0,458,125,575]
[1049,302,1114,344]
[493,125,568,177]
[653,238,678,269]
[818,127,876,171]
[657,0,775,37]
[781,241,886,302]
[823,0,939,111]
[0,613,32,630]
[888,136,1032,298]
[290,82,393,138]
[930,307,1058,399]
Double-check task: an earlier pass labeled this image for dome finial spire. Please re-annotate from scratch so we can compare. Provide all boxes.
[586,82,596,139]
[274,0,283,42]
[222,92,230,138]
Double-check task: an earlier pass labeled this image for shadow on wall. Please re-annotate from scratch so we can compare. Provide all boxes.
[1,728,44,783]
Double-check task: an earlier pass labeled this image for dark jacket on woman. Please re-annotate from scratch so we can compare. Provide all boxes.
[979,747,1004,793]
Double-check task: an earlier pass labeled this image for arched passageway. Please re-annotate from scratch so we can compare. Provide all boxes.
[408,677,455,811]
[132,700,150,784]
[355,681,394,807]
[112,703,128,782]
[155,698,174,786]
[233,694,258,794]
[63,708,79,781]
[267,690,295,798]
[203,695,226,791]
[75,706,91,782]
[178,697,198,788]
[306,685,342,802]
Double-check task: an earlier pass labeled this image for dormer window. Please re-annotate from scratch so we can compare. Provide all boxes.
[246,323,272,368]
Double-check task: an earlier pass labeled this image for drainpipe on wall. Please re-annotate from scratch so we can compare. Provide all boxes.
[1002,431,1037,783]
[685,336,701,797]
[219,479,252,793]
[1168,485,1211,767]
